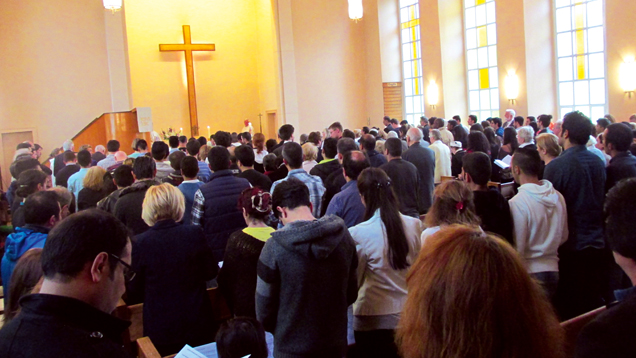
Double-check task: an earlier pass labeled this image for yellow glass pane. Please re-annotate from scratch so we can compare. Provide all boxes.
[414,77,420,95]
[478,26,488,47]
[576,29,584,55]
[401,18,420,29]
[412,60,418,78]
[479,68,490,89]
[574,3,584,30]
[476,0,486,5]
[412,41,417,60]
[410,4,416,21]
[577,55,586,80]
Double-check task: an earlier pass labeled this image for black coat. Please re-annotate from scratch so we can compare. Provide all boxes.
[365,150,387,168]
[402,144,435,213]
[55,164,80,188]
[473,188,514,246]
[78,187,107,211]
[127,220,217,355]
[380,158,420,218]
[0,294,131,358]
[310,159,341,185]
[114,179,158,236]
[53,150,73,176]
[237,169,272,191]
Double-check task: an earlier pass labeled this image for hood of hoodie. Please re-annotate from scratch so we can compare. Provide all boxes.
[271,215,349,259]
[517,180,560,210]
[118,179,158,198]
[4,225,49,262]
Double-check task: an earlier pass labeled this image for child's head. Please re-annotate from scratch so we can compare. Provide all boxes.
[216,317,268,358]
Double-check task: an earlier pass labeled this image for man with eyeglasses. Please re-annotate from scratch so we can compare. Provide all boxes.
[0,209,134,358]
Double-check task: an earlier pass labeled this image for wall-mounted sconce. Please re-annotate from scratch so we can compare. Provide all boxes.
[427,80,439,109]
[620,60,636,98]
[103,0,122,13]
[505,71,519,104]
[348,0,363,21]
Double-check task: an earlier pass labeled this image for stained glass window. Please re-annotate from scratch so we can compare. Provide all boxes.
[555,0,606,120]
[400,0,424,125]
[465,0,499,121]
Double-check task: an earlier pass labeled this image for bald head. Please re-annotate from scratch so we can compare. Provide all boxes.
[114,151,128,162]
[407,127,423,143]
[343,150,370,181]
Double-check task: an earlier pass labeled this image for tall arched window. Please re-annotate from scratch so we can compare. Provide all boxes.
[555,0,606,120]
[465,0,499,121]
[399,0,424,125]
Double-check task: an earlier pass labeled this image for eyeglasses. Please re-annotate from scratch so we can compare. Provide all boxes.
[110,254,136,282]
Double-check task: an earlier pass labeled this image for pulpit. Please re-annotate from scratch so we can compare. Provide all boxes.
[72,109,152,155]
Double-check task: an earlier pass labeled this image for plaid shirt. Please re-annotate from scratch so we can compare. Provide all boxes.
[191,189,206,226]
[271,169,326,218]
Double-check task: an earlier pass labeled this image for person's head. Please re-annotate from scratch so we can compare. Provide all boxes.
[33,143,43,159]
[466,131,490,154]
[214,131,233,148]
[604,113,616,123]
[167,136,179,148]
[265,139,278,153]
[167,150,186,171]
[429,117,437,127]
[604,122,634,155]
[359,134,377,152]
[302,142,318,162]
[505,108,516,121]
[62,151,76,164]
[430,129,442,143]
[13,158,41,180]
[278,124,295,141]
[328,122,343,139]
[180,156,200,180]
[307,131,322,146]
[198,136,208,147]
[433,117,445,130]
[481,120,491,128]
[16,169,50,198]
[517,126,535,145]
[482,127,497,145]
[272,178,311,223]
[62,139,74,152]
[238,187,272,225]
[447,119,458,131]
[82,166,107,191]
[253,133,266,151]
[470,123,484,132]
[605,178,636,276]
[468,114,477,125]
[106,140,120,153]
[357,168,411,270]
[76,150,92,168]
[595,118,611,135]
[342,151,369,181]
[337,137,358,158]
[424,180,480,228]
[391,118,400,127]
[384,137,403,158]
[113,151,127,162]
[538,114,553,129]
[343,129,355,140]
[513,116,524,129]
[461,152,491,186]
[207,146,230,172]
[179,135,188,145]
[132,156,156,180]
[133,139,147,152]
[151,141,169,161]
[142,183,185,226]
[262,153,277,172]
[406,127,423,146]
[503,127,519,149]
[491,117,503,129]
[24,191,61,227]
[113,164,134,188]
[511,147,542,184]
[552,120,563,137]
[397,225,564,358]
[48,186,73,219]
[561,111,593,146]
[5,248,43,323]
[216,317,268,358]
[383,115,391,126]
[235,145,255,168]
[322,137,338,159]
[231,132,239,144]
[282,142,303,169]
[529,121,539,135]
[186,139,202,156]
[535,133,562,161]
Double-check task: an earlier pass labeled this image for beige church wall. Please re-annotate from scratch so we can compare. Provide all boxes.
[255,0,282,138]
[364,0,387,126]
[438,0,468,120]
[605,0,636,122]
[377,0,403,83]
[419,0,446,119]
[0,0,112,157]
[123,0,278,137]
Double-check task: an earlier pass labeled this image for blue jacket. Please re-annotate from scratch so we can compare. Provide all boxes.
[178,181,204,225]
[1,225,49,296]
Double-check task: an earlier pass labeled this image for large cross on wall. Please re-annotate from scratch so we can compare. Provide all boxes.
[159,25,215,137]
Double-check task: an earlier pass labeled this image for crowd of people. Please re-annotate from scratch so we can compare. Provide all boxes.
[0,109,636,358]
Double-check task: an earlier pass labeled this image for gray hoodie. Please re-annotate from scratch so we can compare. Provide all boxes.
[256,215,358,358]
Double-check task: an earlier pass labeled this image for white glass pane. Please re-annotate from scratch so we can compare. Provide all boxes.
[481,111,492,120]
[468,70,479,90]
[467,49,478,70]
[560,82,574,106]
[588,26,604,53]
[403,44,411,60]
[588,53,604,79]
[555,0,570,8]
[466,28,477,50]
[591,106,605,120]
[465,7,476,29]
[415,25,421,40]
[477,47,489,68]
[492,110,500,118]
[416,41,421,59]
[405,96,414,113]
[557,32,573,57]
[486,2,496,24]
[414,96,423,112]
[587,1,603,27]
[414,4,420,19]
[402,28,411,43]
[589,79,605,105]
[560,107,572,119]
[558,57,574,82]
[417,60,423,78]
[465,0,475,8]
[574,81,590,105]
[575,106,591,118]
[405,79,413,96]
[487,24,497,45]
[400,7,409,23]
[403,61,412,79]
[470,91,480,110]
[480,89,491,109]
[475,4,487,27]
[489,67,499,88]
[490,88,499,109]
[556,7,572,33]
[488,46,497,67]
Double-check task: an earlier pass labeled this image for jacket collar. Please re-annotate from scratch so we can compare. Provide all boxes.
[21,224,51,234]
[151,219,180,230]
[209,169,235,180]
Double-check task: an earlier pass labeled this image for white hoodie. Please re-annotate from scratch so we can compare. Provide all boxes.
[509,180,568,274]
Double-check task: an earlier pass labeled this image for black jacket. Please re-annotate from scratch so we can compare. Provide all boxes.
[55,164,80,188]
[114,179,158,236]
[380,158,420,218]
[365,150,387,168]
[53,150,73,176]
[237,169,272,191]
[127,220,217,355]
[606,152,636,192]
[473,188,514,246]
[310,159,341,184]
[403,144,435,213]
[0,294,131,358]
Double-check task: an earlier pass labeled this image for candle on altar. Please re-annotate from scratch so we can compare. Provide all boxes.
[207,126,210,137]
[180,128,183,134]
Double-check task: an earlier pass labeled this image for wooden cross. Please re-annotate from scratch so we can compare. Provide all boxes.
[159,25,215,137]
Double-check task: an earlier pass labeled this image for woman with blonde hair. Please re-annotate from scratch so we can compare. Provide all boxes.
[301,142,318,173]
[397,225,564,358]
[127,183,217,356]
[421,180,480,243]
[252,133,268,173]
[77,166,106,210]
[536,133,562,166]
